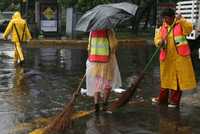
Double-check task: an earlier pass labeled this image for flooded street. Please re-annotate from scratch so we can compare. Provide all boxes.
[1,42,200,134]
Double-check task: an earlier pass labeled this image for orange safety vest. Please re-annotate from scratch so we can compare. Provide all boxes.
[88,30,110,62]
[160,23,191,61]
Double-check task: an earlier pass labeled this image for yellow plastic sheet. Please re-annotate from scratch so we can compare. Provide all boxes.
[29,110,94,134]
[29,128,45,134]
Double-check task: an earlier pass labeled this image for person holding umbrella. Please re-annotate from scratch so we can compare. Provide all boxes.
[152,8,196,108]
[86,29,122,113]
[75,2,138,113]
[3,11,32,65]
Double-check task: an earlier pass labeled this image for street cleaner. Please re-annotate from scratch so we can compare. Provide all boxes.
[152,8,196,108]
[3,11,32,65]
[86,29,122,113]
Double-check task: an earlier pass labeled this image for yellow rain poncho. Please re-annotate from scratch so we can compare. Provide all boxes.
[154,18,196,91]
[3,11,32,63]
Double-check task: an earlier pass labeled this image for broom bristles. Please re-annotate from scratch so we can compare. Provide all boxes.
[108,85,137,111]
[43,100,75,133]
[108,73,144,112]
[43,74,86,133]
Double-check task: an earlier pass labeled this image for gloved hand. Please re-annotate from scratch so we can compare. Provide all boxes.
[176,13,182,20]
[158,39,166,48]
[2,35,7,40]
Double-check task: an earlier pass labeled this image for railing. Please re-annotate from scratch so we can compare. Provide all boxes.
[176,0,200,40]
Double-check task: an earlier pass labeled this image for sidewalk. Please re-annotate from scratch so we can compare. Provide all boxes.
[0,35,154,48]
[27,37,153,48]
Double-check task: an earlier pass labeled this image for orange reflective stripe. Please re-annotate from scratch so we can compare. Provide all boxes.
[88,55,109,62]
[89,30,110,62]
[160,23,190,57]
[91,30,108,37]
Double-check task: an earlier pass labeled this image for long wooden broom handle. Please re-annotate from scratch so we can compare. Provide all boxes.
[72,73,86,98]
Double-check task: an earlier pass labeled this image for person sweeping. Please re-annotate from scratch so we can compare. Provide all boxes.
[152,8,197,108]
[86,29,122,113]
[3,11,32,65]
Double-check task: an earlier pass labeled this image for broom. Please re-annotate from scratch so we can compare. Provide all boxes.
[43,74,86,133]
[107,47,160,112]
[108,21,176,112]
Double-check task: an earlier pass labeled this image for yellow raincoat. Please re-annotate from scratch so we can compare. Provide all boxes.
[154,18,196,91]
[3,11,32,63]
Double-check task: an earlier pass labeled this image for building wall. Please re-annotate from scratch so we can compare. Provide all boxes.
[35,0,61,37]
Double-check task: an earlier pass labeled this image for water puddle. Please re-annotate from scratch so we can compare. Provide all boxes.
[0,42,200,134]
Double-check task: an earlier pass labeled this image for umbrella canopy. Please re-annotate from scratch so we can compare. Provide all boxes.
[76,2,138,32]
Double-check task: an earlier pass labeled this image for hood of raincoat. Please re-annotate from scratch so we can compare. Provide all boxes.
[12,11,22,19]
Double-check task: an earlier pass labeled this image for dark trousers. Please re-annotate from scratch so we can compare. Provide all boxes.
[159,87,182,105]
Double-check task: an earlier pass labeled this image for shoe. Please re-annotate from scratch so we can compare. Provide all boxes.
[19,61,24,66]
[168,103,178,108]
[151,97,159,103]
[105,110,112,114]
[94,104,100,113]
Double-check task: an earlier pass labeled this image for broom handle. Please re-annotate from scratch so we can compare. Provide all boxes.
[129,48,159,89]
[72,73,86,99]
[142,47,159,73]
[142,22,175,73]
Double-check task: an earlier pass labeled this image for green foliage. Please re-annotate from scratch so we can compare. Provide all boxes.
[57,0,112,12]
[57,0,78,8]
[158,0,178,2]
[0,0,12,11]
[76,0,112,12]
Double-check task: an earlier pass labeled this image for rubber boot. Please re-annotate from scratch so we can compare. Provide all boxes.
[95,103,100,114]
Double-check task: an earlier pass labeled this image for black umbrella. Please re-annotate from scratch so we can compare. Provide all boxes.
[76,2,138,32]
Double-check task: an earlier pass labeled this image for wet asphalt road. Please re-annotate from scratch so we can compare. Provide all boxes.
[0,42,200,134]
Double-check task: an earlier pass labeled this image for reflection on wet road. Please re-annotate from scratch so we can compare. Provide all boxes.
[0,42,200,134]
